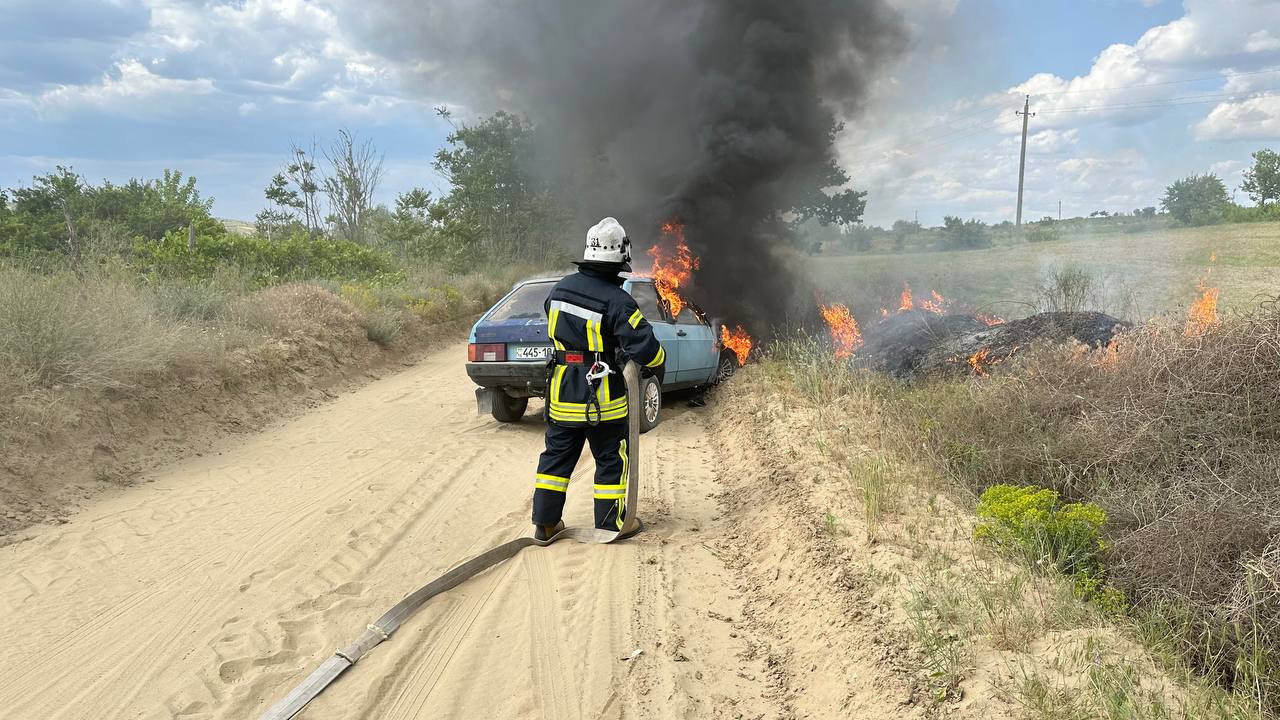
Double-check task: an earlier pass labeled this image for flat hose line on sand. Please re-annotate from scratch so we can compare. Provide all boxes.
[258,361,645,720]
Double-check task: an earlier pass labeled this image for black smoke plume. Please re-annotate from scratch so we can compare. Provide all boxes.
[358,0,906,331]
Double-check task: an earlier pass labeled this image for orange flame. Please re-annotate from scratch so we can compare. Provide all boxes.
[819,303,863,359]
[898,285,914,312]
[648,221,699,317]
[976,313,1005,326]
[920,290,950,315]
[720,324,753,365]
[1094,338,1120,369]
[967,348,992,376]
[1185,279,1219,336]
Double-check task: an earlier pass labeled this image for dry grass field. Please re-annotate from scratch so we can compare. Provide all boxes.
[811,221,1280,321]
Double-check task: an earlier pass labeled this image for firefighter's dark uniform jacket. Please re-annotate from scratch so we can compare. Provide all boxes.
[532,263,665,530]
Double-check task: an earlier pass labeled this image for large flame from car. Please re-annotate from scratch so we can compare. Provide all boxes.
[721,325,753,365]
[819,303,863,359]
[648,221,699,317]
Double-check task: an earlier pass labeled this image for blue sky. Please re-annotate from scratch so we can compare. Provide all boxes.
[1,0,1277,226]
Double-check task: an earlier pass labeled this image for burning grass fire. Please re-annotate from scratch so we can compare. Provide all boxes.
[819,303,863,359]
[1185,259,1220,337]
[882,285,968,318]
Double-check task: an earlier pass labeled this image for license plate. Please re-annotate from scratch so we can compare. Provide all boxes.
[512,345,553,360]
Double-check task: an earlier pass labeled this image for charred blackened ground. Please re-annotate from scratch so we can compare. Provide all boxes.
[356,0,906,333]
[856,310,1132,379]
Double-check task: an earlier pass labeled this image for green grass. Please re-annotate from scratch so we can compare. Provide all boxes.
[811,221,1280,320]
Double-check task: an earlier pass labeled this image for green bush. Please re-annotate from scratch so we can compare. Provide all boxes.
[1221,203,1280,224]
[976,484,1108,576]
[361,306,404,346]
[131,229,401,284]
[975,484,1124,612]
[1025,218,1060,243]
[941,216,991,250]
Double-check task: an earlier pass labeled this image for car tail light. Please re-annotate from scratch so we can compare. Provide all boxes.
[468,343,506,362]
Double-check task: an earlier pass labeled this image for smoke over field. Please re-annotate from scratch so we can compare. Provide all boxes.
[361,0,906,330]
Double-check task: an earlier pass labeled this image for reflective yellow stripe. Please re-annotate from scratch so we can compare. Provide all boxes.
[645,345,666,368]
[550,397,627,412]
[551,364,566,406]
[535,473,570,492]
[548,309,565,351]
[548,408,628,423]
[595,481,625,499]
[600,372,611,404]
[584,319,603,352]
[628,309,642,329]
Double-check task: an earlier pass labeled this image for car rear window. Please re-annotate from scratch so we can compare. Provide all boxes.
[488,281,554,321]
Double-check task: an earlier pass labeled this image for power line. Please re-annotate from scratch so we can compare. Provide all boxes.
[1037,87,1280,115]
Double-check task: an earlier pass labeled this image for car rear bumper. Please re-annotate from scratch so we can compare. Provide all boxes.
[466,361,548,397]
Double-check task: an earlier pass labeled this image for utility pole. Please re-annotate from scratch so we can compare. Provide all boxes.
[1015,95,1035,227]
[1058,200,1062,221]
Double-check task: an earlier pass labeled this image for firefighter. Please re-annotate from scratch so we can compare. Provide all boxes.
[533,217,666,540]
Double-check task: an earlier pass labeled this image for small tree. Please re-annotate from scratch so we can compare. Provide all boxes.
[1241,148,1280,207]
[258,143,323,239]
[433,110,570,265]
[376,187,436,260]
[324,129,385,245]
[10,167,89,270]
[1161,174,1228,226]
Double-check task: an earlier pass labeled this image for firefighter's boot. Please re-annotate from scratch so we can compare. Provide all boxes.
[534,521,565,542]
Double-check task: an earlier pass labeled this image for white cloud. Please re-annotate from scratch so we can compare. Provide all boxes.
[996,0,1280,133]
[1194,92,1280,140]
[37,58,215,116]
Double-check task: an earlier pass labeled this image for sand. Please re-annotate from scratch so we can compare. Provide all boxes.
[0,343,746,719]
[0,341,951,719]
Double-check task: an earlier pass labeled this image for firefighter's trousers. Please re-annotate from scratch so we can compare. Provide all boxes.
[533,419,630,531]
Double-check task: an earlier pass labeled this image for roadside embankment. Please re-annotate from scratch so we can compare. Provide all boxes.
[0,262,521,540]
[706,340,1257,718]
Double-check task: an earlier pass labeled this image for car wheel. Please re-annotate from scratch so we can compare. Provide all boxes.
[714,352,739,385]
[491,392,529,423]
[639,375,662,433]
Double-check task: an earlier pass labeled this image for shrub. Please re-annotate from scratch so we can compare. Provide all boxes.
[1222,203,1280,224]
[0,265,188,388]
[896,305,1280,708]
[361,307,404,346]
[1025,217,1059,243]
[131,229,401,284]
[976,484,1108,575]
[941,216,991,250]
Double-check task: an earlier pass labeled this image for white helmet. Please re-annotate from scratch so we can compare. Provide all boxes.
[584,217,632,265]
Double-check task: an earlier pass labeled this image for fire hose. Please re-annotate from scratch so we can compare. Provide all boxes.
[258,361,644,720]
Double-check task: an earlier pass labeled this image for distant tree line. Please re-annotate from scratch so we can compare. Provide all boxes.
[820,145,1279,256]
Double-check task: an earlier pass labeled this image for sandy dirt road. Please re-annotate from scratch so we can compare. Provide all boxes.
[0,342,785,719]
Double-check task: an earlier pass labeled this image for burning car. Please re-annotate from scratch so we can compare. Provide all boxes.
[466,273,741,430]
